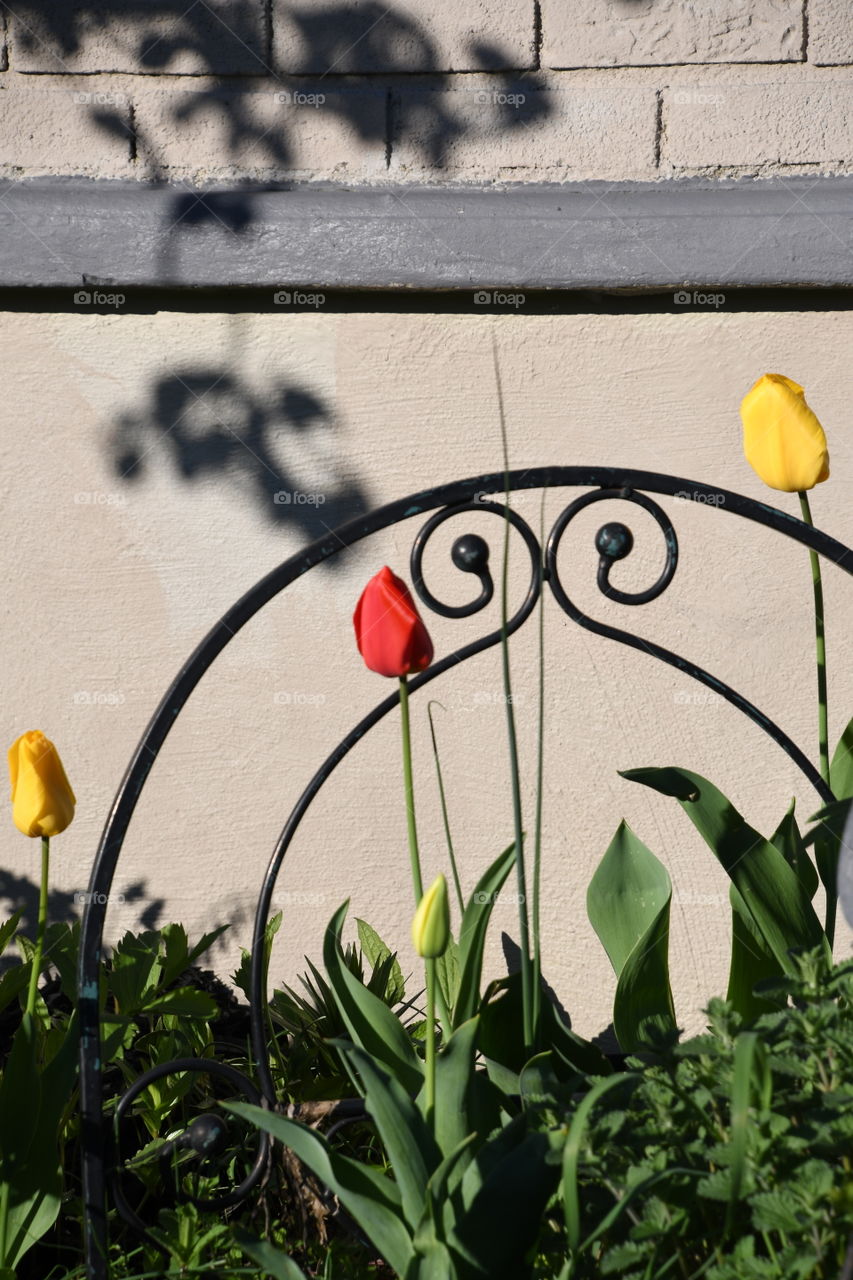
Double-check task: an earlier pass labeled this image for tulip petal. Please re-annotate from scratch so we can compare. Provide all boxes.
[741,373,829,493]
[8,731,76,838]
[353,566,433,678]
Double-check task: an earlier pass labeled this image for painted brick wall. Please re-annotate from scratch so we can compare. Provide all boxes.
[0,1,851,183]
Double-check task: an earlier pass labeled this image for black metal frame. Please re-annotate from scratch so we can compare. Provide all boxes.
[77,467,853,1278]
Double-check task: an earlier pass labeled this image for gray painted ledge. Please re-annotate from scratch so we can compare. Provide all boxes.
[0,176,851,290]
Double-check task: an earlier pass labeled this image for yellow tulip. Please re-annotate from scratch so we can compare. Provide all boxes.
[411,873,450,959]
[8,731,76,838]
[740,373,829,493]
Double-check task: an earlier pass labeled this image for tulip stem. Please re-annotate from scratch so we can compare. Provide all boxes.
[493,337,534,1056]
[798,492,830,783]
[0,1180,8,1268]
[427,701,465,917]
[399,676,424,903]
[798,490,834,941]
[425,958,436,1127]
[26,835,50,1019]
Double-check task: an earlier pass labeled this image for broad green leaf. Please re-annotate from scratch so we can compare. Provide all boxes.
[333,1042,438,1231]
[770,800,819,899]
[108,930,163,1014]
[158,923,190,987]
[324,902,422,1094]
[0,910,22,958]
[435,939,460,1017]
[479,971,610,1078]
[423,1134,478,1215]
[143,988,219,1019]
[727,887,785,1022]
[187,923,230,967]
[805,797,852,922]
[453,843,517,1027]
[0,964,30,1017]
[621,768,828,972]
[417,1017,479,1161]
[232,1226,308,1279]
[225,1102,414,1277]
[452,1128,560,1280]
[407,1238,457,1280]
[356,918,406,1005]
[587,821,676,1053]
[830,714,853,799]
[0,1013,79,1267]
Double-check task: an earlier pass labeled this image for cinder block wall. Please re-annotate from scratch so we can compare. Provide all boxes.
[1,1,851,183]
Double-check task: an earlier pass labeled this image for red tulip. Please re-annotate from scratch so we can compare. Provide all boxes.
[353,566,433,677]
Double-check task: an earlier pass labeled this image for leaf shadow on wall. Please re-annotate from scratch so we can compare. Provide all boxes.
[0,874,164,973]
[108,370,371,550]
[9,0,553,223]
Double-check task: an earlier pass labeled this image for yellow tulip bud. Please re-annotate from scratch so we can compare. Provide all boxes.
[8,731,76,838]
[411,874,450,959]
[740,373,830,493]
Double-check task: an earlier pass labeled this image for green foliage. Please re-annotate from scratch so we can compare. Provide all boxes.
[587,821,676,1053]
[228,905,566,1280]
[543,950,853,1280]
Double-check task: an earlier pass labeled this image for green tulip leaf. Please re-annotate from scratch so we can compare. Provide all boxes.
[830,714,853,799]
[452,1127,560,1280]
[224,1102,414,1278]
[621,768,828,974]
[324,901,423,1095]
[727,887,785,1021]
[587,821,677,1053]
[332,1041,438,1231]
[805,797,852,934]
[726,800,818,1021]
[416,1016,480,1161]
[770,800,819,899]
[453,842,517,1028]
[479,971,610,1079]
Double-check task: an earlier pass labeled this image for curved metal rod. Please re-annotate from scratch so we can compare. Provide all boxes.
[249,502,541,1101]
[111,1057,268,1246]
[78,467,853,1279]
[545,485,835,806]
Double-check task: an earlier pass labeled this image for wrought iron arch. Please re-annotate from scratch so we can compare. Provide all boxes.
[78,467,853,1278]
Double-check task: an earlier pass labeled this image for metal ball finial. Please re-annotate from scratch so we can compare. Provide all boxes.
[452,533,490,574]
[180,1113,228,1158]
[595,522,634,561]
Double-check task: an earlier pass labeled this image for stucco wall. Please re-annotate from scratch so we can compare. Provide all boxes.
[1,1,853,182]
[2,309,851,1039]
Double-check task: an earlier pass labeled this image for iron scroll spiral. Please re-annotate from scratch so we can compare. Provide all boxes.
[110,1058,270,1247]
[545,486,833,804]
